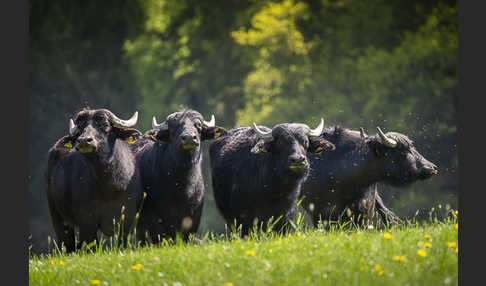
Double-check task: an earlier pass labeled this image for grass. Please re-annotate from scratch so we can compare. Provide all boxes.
[29,211,458,286]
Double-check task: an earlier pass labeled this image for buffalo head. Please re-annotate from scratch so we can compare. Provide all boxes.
[67,108,141,154]
[150,109,227,163]
[366,126,438,186]
[251,119,335,174]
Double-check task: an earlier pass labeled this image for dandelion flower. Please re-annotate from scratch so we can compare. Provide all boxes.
[455,247,458,254]
[424,242,432,248]
[132,263,142,270]
[455,210,458,216]
[225,283,234,286]
[59,260,64,266]
[393,256,405,262]
[378,270,385,276]
[246,250,255,256]
[417,250,427,257]
[455,224,458,230]
[448,242,457,248]
[90,280,101,285]
[424,234,432,239]
[383,232,392,239]
[374,264,382,271]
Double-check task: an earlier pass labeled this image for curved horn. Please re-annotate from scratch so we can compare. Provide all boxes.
[203,114,215,127]
[308,118,325,137]
[152,116,164,129]
[252,122,273,140]
[377,126,397,148]
[360,127,366,140]
[108,111,138,128]
[69,119,78,135]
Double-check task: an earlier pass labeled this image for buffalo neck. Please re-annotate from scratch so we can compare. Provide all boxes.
[262,158,308,200]
[83,139,135,192]
[317,132,382,192]
[151,142,203,192]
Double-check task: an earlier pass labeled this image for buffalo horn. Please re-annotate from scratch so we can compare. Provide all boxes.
[377,126,397,148]
[108,111,138,128]
[203,114,215,128]
[308,118,325,137]
[69,119,78,135]
[152,116,164,129]
[252,122,273,140]
[360,127,366,139]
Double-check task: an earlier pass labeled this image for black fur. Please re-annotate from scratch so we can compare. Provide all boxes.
[44,109,143,252]
[301,126,438,227]
[132,109,226,243]
[209,123,335,236]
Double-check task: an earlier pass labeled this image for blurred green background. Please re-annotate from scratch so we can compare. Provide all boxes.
[29,0,457,254]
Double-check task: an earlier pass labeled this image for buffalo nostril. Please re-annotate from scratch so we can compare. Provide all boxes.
[421,165,438,175]
[181,134,197,142]
[78,137,93,144]
[291,156,306,164]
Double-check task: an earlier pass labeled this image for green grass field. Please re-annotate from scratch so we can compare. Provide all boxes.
[29,213,458,286]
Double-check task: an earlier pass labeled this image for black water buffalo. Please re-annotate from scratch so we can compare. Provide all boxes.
[45,108,143,252]
[301,125,438,228]
[209,120,335,236]
[132,109,227,243]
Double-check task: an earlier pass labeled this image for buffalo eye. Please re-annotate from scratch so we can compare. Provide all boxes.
[304,140,309,149]
[194,121,203,131]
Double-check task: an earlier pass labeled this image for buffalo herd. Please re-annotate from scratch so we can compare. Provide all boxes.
[45,108,438,251]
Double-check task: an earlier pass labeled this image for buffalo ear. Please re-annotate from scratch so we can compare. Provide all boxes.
[202,126,228,141]
[250,139,270,154]
[117,128,142,144]
[309,138,335,155]
[367,139,386,157]
[58,135,75,149]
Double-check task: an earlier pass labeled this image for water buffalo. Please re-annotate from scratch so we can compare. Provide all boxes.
[209,119,335,236]
[45,108,143,252]
[301,125,438,228]
[132,109,227,243]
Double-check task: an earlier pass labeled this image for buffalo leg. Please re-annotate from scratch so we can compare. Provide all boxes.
[312,205,342,229]
[355,185,378,228]
[47,201,75,253]
[375,193,402,226]
[78,227,98,250]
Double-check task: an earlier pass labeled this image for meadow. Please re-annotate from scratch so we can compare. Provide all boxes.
[29,210,458,286]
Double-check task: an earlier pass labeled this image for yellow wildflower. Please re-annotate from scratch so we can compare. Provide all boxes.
[424,234,432,239]
[90,280,101,285]
[448,242,457,248]
[393,256,405,262]
[378,270,385,276]
[455,210,458,216]
[59,260,64,266]
[246,250,255,256]
[132,263,142,270]
[455,247,458,254]
[374,264,382,271]
[455,224,458,230]
[424,242,432,248]
[417,250,427,257]
[225,283,234,286]
[50,260,55,265]
[383,232,392,239]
